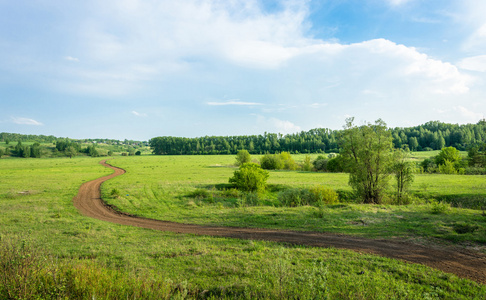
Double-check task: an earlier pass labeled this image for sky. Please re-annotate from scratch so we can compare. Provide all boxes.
[1,0,486,141]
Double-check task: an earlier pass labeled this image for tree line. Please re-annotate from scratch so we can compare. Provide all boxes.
[150,120,486,155]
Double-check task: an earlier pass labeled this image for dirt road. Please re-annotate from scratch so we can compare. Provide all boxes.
[73,160,486,284]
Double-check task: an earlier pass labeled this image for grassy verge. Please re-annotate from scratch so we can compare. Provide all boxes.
[1,156,485,298]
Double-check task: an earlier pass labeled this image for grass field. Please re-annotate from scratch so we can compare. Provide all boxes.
[104,155,486,245]
[1,156,485,299]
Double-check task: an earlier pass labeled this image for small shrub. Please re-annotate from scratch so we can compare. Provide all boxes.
[278,188,313,207]
[301,155,312,171]
[453,222,479,234]
[244,192,261,206]
[464,167,486,175]
[260,154,283,170]
[280,152,297,170]
[336,189,355,203]
[235,150,251,166]
[429,200,450,214]
[188,188,211,199]
[309,185,339,205]
[222,188,240,199]
[438,160,457,174]
[110,188,121,199]
[229,163,269,192]
[312,155,327,172]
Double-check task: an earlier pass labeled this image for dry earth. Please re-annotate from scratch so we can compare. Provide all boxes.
[72,160,486,284]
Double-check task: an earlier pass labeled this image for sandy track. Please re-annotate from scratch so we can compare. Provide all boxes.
[73,160,486,284]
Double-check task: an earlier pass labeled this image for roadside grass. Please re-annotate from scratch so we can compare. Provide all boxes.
[104,155,486,247]
[1,156,485,298]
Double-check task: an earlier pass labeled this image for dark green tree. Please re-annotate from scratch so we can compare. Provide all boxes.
[65,146,77,158]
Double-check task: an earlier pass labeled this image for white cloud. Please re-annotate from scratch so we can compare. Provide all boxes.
[454,106,483,122]
[207,100,262,106]
[11,117,43,126]
[458,55,486,72]
[64,56,79,62]
[385,0,413,7]
[309,102,328,108]
[255,115,301,135]
[131,111,147,117]
[459,1,486,53]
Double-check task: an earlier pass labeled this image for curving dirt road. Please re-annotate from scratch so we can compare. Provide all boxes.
[73,160,486,284]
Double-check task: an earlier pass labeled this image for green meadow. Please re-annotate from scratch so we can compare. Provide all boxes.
[1,156,485,299]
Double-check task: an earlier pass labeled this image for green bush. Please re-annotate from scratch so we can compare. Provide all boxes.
[280,152,297,170]
[309,185,339,205]
[312,156,328,172]
[278,187,338,207]
[278,188,313,207]
[438,159,457,174]
[229,163,269,192]
[235,149,251,166]
[301,155,312,171]
[429,200,450,214]
[260,154,283,170]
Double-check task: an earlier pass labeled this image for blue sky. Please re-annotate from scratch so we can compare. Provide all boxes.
[1,0,485,140]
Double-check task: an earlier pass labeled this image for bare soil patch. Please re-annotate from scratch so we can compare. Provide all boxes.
[73,160,486,284]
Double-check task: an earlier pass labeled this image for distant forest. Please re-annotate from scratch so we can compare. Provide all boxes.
[2,120,486,157]
[150,120,486,155]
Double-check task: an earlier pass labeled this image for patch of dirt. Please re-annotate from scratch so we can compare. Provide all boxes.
[73,160,486,284]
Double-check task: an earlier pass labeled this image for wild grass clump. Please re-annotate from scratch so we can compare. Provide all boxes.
[309,185,339,205]
[429,199,450,214]
[187,188,211,200]
[109,188,121,199]
[0,236,193,299]
[278,186,339,207]
[453,222,479,234]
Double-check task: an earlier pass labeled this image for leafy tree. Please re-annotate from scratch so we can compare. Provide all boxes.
[435,146,462,166]
[438,159,457,174]
[260,153,283,170]
[420,158,437,173]
[14,141,23,157]
[312,155,328,172]
[279,152,297,170]
[22,146,31,158]
[301,155,312,171]
[468,144,486,167]
[0,147,4,158]
[229,163,269,192]
[339,118,394,204]
[65,146,77,158]
[86,145,99,157]
[235,149,251,166]
[392,150,415,204]
[326,155,345,172]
